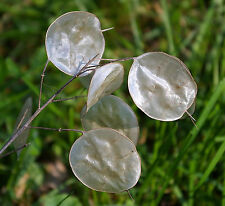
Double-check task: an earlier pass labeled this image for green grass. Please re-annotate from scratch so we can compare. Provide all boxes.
[1,0,225,205]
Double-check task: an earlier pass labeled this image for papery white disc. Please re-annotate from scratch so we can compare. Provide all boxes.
[128,52,197,121]
[69,128,141,193]
[87,63,124,110]
[13,97,32,156]
[81,95,139,145]
[45,11,105,76]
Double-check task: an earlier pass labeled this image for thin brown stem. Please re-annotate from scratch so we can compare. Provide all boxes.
[186,111,198,129]
[77,68,99,76]
[28,126,84,134]
[77,54,99,75]
[82,56,135,72]
[53,95,86,103]
[0,143,30,159]
[100,57,135,62]
[16,108,28,130]
[0,55,97,155]
[38,59,49,109]
[127,190,135,201]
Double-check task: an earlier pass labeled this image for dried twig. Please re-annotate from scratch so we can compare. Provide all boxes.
[83,56,135,72]
[0,143,31,159]
[38,59,49,109]
[53,95,86,103]
[28,126,84,134]
[127,190,135,201]
[185,110,198,129]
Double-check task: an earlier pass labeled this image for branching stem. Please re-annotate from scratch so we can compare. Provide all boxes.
[53,95,86,103]
[0,143,30,159]
[28,126,84,134]
[0,54,134,156]
[0,55,97,155]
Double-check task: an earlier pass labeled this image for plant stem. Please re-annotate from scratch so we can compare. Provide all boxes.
[38,59,49,109]
[101,27,114,32]
[127,190,134,201]
[0,143,30,159]
[53,95,86,102]
[28,126,84,134]
[0,55,97,155]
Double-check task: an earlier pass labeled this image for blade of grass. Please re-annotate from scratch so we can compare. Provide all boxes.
[160,0,176,55]
[155,78,225,204]
[0,91,28,109]
[194,136,225,191]
[192,6,214,54]
[126,0,143,55]
[188,160,196,206]
[223,168,225,206]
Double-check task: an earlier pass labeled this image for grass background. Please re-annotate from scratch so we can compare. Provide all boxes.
[0,0,225,205]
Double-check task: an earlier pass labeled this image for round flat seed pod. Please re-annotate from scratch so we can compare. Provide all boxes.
[128,52,197,121]
[69,128,141,193]
[81,95,139,145]
[45,11,105,76]
[87,63,124,111]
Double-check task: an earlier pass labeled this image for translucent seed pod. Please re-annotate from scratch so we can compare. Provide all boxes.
[69,128,141,193]
[45,11,105,76]
[128,52,197,121]
[81,95,139,145]
[13,97,32,156]
[79,71,95,89]
[87,63,124,111]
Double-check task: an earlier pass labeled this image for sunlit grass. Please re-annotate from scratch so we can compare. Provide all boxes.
[0,0,225,205]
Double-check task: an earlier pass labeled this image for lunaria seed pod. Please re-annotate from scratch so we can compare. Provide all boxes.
[45,11,105,76]
[87,63,124,111]
[69,128,141,193]
[79,71,95,89]
[81,95,139,145]
[128,52,197,121]
[13,97,32,156]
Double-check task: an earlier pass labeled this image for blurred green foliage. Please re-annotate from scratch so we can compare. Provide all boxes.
[0,0,225,205]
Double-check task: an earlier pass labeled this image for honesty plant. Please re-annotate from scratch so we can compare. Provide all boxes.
[0,11,197,197]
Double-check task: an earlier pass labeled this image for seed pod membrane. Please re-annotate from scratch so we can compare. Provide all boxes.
[87,63,124,111]
[81,95,139,145]
[45,11,105,76]
[128,52,197,121]
[13,97,32,156]
[69,128,141,193]
[79,71,95,89]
